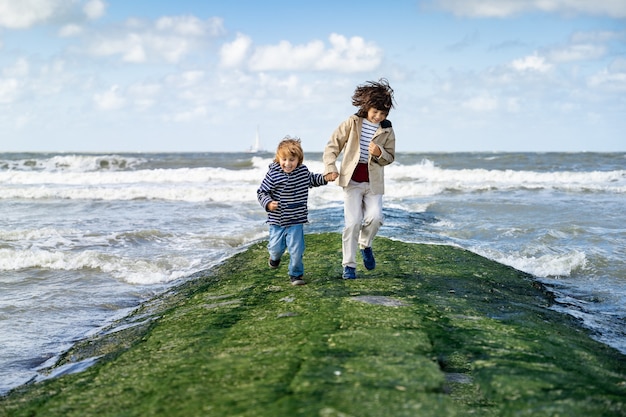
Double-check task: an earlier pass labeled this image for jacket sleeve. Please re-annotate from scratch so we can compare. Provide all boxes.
[257,174,275,211]
[323,118,351,175]
[309,172,328,188]
[373,127,396,166]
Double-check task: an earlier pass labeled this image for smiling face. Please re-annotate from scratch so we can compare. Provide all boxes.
[274,137,304,173]
[366,107,388,124]
[278,154,298,173]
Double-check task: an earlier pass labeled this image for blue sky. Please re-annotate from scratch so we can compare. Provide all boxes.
[1,0,624,153]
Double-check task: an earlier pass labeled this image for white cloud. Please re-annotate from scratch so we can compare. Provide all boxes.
[548,43,606,62]
[128,82,161,110]
[128,83,161,96]
[86,16,223,64]
[0,0,105,29]
[165,71,205,89]
[588,63,626,91]
[89,33,145,62]
[0,78,20,103]
[429,0,626,18]
[510,54,553,72]
[220,33,253,68]
[609,57,626,72]
[317,33,382,72]
[93,85,126,110]
[0,0,72,28]
[249,39,325,71]
[462,94,499,111]
[156,16,224,36]
[59,24,84,37]
[3,58,30,77]
[571,30,625,43]
[235,33,381,73]
[88,31,190,63]
[83,0,106,20]
[145,33,192,63]
[172,106,207,122]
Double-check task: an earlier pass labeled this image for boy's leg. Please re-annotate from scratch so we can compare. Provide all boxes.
[342,181,366,268]
[359,190,383,249]
[267,225,287,263]
[285,224,304,277]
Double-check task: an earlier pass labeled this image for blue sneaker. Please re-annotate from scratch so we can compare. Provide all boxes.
[361,247,376,270]
[342,266,356,279]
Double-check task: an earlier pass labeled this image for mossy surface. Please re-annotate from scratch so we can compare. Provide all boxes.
[1,233,625,417]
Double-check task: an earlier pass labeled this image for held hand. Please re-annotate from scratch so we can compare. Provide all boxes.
[267,201,278,211]
[325,172,339,182]
[368,142,382,157]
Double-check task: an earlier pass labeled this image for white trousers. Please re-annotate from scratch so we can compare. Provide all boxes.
[342,180,383,268]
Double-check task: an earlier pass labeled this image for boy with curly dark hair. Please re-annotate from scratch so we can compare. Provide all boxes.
[323,79,396,279]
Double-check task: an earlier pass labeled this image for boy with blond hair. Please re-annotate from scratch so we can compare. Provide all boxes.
[258,136,332,285]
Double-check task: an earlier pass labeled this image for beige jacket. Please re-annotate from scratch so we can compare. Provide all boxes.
[323,114,396,195]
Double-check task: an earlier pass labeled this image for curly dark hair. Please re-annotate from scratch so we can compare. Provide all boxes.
[352,78,395,118]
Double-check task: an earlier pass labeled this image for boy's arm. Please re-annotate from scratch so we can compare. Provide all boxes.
[257,176,275,211]
[309,172,328,188]
[373,129,395,166]
[322,119,351,175]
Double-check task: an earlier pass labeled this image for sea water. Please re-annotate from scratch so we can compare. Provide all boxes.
[1,151,624,395]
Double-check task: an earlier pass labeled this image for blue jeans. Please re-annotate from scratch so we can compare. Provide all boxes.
[268,224,304,277]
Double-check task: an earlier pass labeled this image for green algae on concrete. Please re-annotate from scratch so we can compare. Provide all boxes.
[1,233,625,417]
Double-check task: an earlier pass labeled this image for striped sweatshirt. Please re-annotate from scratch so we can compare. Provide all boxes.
[257,162,327,226]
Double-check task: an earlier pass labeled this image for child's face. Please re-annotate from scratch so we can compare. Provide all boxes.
[366,107,388,124]
[278,154,298,173]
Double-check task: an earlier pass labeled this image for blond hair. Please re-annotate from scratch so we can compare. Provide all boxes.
[274,136,304,166]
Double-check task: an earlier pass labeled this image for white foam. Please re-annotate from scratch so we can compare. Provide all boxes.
[475,247,588,278]
[0,247,194,284]
[385,160,626,195]
[0,154,146,172]
[1,159,623,203]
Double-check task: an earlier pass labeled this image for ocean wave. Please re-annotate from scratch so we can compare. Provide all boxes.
[386,160,626,195]
[0,154,146,172]
[0,227,173,250]
[474,247,588,278]
[0,166,267,185]
[0,184,261,202]
[0,247,196,284]
[0,158,623,202]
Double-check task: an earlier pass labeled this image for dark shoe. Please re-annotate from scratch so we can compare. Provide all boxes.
[269,258,281,269]
[361,247,376,270]
[290,275,306,286]
[342,266,356,279]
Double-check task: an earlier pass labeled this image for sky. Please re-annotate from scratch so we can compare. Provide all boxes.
[0,0,625,153]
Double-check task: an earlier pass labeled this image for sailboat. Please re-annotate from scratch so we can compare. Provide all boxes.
[247,126,264,153]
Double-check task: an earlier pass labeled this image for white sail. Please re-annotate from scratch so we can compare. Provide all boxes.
[248,126,262,153]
